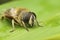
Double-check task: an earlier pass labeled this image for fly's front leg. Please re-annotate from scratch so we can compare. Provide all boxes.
[22,21,29,31]
[35,19,42,27]
[10,19,15,32]
[36,19,40,26]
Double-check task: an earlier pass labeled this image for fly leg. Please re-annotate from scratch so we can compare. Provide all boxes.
[22,21,29,31]
[10,19,15,32]
[35,19,43,27]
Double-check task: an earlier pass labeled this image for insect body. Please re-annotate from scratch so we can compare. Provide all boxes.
[1,8,40,32]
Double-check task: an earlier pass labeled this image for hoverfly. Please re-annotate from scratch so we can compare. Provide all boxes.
[1,7,40,32]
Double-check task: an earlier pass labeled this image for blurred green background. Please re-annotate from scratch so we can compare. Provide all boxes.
[0,0,60,40]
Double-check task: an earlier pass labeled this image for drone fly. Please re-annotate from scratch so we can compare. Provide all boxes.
[1,7,40,32]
